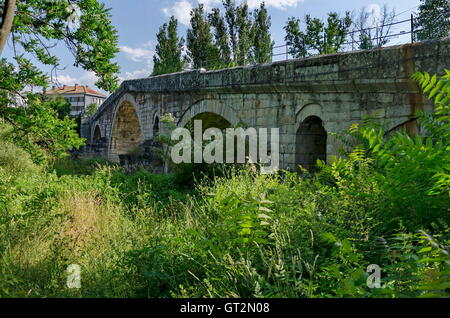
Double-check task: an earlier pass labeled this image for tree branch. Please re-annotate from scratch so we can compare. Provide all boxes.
[0,0,17,56]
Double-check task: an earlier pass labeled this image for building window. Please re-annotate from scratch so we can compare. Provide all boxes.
[68,97,84,103]
[72,106,84,112]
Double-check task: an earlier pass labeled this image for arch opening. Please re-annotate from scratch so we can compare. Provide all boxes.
[295,116,327,172]
[93,125,102,143]
[110,101,143,156]
[182,112,232,164]
[186,112,232,132]
[153,116,160,137]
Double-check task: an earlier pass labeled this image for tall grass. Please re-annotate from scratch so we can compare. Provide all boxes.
[0,153,448,298]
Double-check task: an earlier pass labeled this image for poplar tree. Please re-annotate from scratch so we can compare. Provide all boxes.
[152,16,186,76]
[209,8,232,67]
[252,2,273,64]
[187,4,220,69]
[236,2,253,65]
[223,0,238,62]
[415,0,450,40]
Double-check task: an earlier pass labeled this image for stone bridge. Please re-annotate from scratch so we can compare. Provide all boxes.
[81,37,449,172]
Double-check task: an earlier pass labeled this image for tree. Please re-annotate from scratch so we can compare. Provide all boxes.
[252,2,273,64]
[0,0,120,160]
[1,0,120,91]
[152,16,186,76]
[353,4,396,50]
[285,12,352,57]
[187,4,220,69]
[0,0,15,55]
[48,96,72,120]
[85,103,98,118]
[223,0,238,62]
[319,12,352,54]
[284,17,307,58]
[235,2,253,65]
[209,8,232,67]
[415,0,450,40]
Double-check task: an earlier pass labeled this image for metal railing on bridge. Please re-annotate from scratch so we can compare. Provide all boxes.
[200,14,421,69]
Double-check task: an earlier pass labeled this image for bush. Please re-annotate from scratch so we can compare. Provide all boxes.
[0,140,40,179]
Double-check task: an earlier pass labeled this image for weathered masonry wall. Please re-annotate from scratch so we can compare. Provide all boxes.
[83,37,450,171]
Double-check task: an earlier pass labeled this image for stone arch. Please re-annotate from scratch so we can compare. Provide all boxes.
[295,103,323,126]
[110,100,143,156]
[177,99,240,129]
[295,116,327,172]
[384,118,418,137]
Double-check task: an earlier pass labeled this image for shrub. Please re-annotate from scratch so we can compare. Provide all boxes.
[0,140,40,179]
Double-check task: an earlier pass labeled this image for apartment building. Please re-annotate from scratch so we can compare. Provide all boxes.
[46,84,107,117]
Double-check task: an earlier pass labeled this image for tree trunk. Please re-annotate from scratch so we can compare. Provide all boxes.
[0,0,17,56]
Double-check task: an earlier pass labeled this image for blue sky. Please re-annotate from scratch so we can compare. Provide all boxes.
[5,0,422,94]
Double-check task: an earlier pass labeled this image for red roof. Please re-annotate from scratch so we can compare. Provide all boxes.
[46,85,106,98]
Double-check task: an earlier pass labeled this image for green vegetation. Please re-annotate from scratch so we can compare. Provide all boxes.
[0,0,120,167]
[284,12,352,58]
[152,16,187,76]
[85,103,99,118]
[0,72,448,298]
[154,0,274,74]
[187,4,221,70]
[415,0,450,41]
[251,2,273,64]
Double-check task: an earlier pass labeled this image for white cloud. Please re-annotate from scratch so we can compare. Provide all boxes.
[120,68,152,82]
[54,71,98,87]
[198,0,304,10]
[56,74,77,86]
[79,71,99,87]
[246,0,304,10]
[119,43,154,63]
[366,3,382,27]
[52,71,109,95]
[162,0,193,26]
[198,0,221,10]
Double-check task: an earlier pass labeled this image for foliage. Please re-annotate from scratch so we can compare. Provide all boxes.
[235,2,253,65]
[0,138,39,179]
[251,2,273,64]
[0,98,84,163]
[48,96,72,120]
[0,0,120,163]
[84,103,98,118]
[152,16,187,76]
[187,4,221,69]
[285,12,352,58]
[209,8,232,67]
[2,0,120,91]
[415,0,450,41]
[223,0,238,61]
[180,0,273,71]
